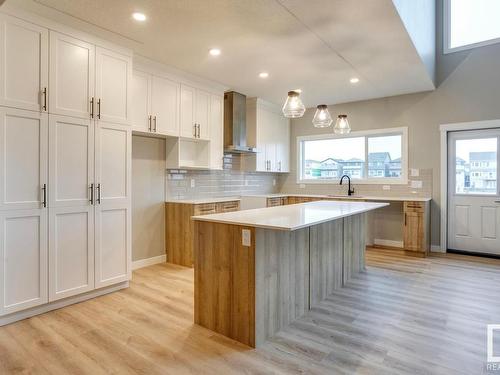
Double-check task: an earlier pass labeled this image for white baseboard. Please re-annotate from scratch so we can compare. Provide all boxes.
[132,254,166,270]
[373,239,403,248]
[0,282,128,326]
[431,245,445,253]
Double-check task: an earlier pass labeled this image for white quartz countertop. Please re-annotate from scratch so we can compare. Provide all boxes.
[240,194,431,202]
[192,200,389,231]
[165,196,241,204]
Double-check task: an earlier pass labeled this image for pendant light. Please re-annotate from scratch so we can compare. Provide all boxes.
[282,90,306,118]
[312,105,333,128]
[333,114,351,134]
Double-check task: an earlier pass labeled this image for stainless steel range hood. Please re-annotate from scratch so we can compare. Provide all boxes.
[224,91,257,153]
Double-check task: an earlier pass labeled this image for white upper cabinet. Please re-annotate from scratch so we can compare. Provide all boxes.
[0,14,48,112]
[49,32,94,119]
[180,84,196,138]
[0,108,48,210]
[244,98,290,173]
[95,47,132,125]
[151,75,179,136]
[0,208,48,316]
[131,70,151,132]
[209,94,224,170]
[48,115,94,208]
[195,89,210,140]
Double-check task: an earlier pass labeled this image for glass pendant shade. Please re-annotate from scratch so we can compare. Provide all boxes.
[312,105,333,128]
[333,114,351,134]
[282,91,306,118]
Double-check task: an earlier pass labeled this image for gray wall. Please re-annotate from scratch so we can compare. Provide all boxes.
[132,136,166,262]
[283,3,500,247]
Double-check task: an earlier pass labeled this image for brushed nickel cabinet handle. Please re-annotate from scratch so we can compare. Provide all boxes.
[148,115,152,131]
[97,98,101,119]
[89,183,94,205]
[96,183,101,204]
[42,87,47,111]
[41,184,47,207]
[154,116,157,132]
[193,124,196,137]
[90,97,94,118]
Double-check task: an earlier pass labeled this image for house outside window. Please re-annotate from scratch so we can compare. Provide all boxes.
[297,127,408,184]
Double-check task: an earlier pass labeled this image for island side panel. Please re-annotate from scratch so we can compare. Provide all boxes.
[255,228,309,346]
[194,221,256,347]
[309,220,344,306]
[343,213,367,284]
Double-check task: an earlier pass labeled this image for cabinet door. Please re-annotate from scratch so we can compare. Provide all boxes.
[94,122,131,288]
[195,89,210,140]
[49,115,94,208]
[0,14,48,112]
[180,85,196,138]
[49,206,94,301]
[95,47,132,125]
[276,116,290,172]
[0,209,48,316]
[151,75,179,136]
[265,143,277,172]
[404,211,423,251]
[209,94,223,169]
[131,70,151,132]
[0,108,48,210]
[49,31,94,119]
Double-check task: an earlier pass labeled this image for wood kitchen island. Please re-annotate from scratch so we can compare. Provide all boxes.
[192,200,388,347]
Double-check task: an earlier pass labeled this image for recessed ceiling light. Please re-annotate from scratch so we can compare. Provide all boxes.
[209,48,221,56]
[259,72,269,78]
[132,12,147,22]
[350,77,360,84]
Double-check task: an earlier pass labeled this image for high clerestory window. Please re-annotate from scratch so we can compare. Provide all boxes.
[444,0,500,53]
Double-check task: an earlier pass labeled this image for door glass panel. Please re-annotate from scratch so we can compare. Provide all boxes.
[455,138,497,194]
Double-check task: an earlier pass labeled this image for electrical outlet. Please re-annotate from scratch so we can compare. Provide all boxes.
[190,179,195,188]
[410,180,423,189]
[410,168,419,177]
[382,185,391,190]
[299,184,306,189]
[245,179,249,186]
[273,179,276,186]
[242,229,251,246]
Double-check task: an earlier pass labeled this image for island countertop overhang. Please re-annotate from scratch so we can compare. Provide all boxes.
[192,200,389,231]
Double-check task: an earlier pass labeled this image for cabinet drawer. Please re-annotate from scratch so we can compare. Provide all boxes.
[194,203,217,215]
[217,201,240,213]
[281,197,288,205]
[267,197,282,207]
[404,201,425,213]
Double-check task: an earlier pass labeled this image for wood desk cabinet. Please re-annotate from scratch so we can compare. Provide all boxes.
[165,200,240,267]
[403,201,430,256]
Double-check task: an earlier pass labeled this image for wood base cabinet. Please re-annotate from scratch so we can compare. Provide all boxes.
[165,200,240,267]
[403,201,430,256]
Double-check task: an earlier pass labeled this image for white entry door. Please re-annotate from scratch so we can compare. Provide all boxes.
[448,130,500,254]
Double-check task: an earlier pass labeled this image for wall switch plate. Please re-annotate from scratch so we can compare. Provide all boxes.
[245,179,249,186]
[410,168,419,177]
[410,180,423,189]
[190,179,195,188]
[382,185,391,190]
[242,229,251,247]
[299,184,306,189]
[273,179,276,186]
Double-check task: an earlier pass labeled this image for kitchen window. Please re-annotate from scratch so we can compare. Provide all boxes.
[297,127,408,184]
[444,0,500,53]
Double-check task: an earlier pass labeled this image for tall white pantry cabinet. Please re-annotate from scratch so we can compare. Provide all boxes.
[0,11,132,322]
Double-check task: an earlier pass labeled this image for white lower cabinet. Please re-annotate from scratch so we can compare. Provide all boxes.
[49,206,94,301]
[0,209,48,315]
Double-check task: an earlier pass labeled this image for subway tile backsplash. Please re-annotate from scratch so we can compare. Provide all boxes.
[166,154,282,200]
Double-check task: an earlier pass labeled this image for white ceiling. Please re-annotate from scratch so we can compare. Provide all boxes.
[9,0,435,107]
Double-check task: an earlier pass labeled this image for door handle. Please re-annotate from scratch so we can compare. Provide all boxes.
[42,87,47,111]
[148,115,152,131]
[96,183,101,204]
[41,184,47,207]
[97,98,101,119]
[90,97,94,118]
[154,116,157,132]
[89,183,94,205]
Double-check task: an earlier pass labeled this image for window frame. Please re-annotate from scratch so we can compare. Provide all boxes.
[444,0,500,54]
[296,127,408,185]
